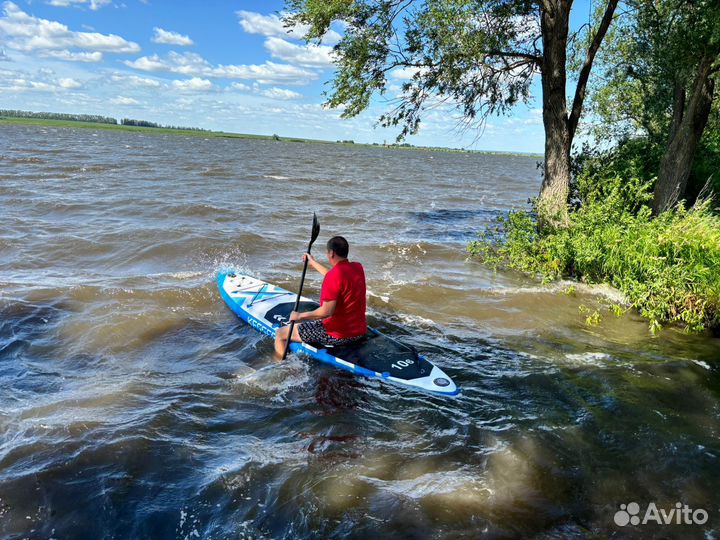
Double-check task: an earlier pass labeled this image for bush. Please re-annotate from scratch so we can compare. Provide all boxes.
[572,133,720,210]
[469,174,720,333]
[691,120,720,202]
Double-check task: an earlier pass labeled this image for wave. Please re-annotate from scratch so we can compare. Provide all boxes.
[475,281,627,304]
[233,358,310,403]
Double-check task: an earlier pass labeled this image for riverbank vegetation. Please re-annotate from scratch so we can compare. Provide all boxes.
[1,109,207,132]
[0,115,271,138]
[469,0,720,333]
[0,109,118,125]
[468,169,720,333]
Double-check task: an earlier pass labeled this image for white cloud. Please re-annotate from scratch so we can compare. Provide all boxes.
[111,73,162,87]
[389,66,427,80]
[263,36,334,68]
[237,10,306,40]
[42,49,103,62]
[171,77,213,92]
[124,51,317,85]
[236,10,341,45]
[110,96,139,105]
[0,76,51,91]
[58,77,81,88]
[226,81,302,100]
[124,54,169,72]
[0,68,78,91]
[260,86,302,100]
[151,27,193,46]
[230,81,251,92]
[47,0,112,10]
[0,2,140,54]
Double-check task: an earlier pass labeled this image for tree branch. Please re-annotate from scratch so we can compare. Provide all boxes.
[568,0,620,142]
[487,49,542,63]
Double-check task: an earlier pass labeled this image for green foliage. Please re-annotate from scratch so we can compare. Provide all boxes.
[689,110,720,201]
[577,304,601,325]
[585,309,602,327]
[572,138,660,189]
[286,0,540,140]
[574,131,720,209]
[583,0,720,213]
[0,109,207,132]
[586,0,720,144]
[469,175,720,333]
[0,109,117,125]
[121,118,207,131]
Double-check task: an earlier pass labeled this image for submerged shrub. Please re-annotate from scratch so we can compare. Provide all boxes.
[469,175,720,333]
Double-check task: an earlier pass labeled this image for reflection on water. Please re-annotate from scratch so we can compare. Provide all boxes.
[0,125,719,539]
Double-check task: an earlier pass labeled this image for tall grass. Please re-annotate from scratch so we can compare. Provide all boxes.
[469,175,720,333]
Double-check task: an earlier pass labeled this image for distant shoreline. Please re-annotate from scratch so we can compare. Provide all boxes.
[0,116,544,158]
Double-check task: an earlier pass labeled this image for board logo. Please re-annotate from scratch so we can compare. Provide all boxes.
[248,318,272,337]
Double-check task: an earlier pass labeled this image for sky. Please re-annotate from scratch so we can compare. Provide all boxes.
[0,0,594,153]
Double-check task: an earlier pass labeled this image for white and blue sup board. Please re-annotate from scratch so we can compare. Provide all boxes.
[218,271,460,396]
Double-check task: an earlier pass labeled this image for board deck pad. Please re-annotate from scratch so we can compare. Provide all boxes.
[264,301,319,327]
[328,335,434,379]
[218,271,459,396]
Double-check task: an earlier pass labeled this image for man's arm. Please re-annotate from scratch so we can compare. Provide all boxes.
[303,253,328,276]
[290,300,336,322]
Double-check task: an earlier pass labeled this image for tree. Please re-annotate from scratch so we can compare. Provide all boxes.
[286,0,619,226]
[652,1,720,214]
[586,0,720,214]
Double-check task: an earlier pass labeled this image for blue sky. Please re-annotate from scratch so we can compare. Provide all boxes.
[0,1,594,153]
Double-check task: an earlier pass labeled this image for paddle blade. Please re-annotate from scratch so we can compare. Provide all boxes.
[309,212,320,250]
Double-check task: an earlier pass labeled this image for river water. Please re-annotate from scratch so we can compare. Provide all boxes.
[1,124,719,540]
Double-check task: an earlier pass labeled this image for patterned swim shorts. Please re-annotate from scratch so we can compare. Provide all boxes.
[297,320,365,347]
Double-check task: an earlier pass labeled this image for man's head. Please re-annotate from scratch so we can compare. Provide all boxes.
[326,236,349,264]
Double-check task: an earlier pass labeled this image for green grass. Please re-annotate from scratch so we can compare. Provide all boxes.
[0,116,542,157]
[468,175,720,333]
[1,116,292,140]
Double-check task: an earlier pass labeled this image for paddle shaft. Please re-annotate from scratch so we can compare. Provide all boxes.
[282,238,315,359]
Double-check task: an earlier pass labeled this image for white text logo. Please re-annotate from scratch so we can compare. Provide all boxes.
[614,502,708,526]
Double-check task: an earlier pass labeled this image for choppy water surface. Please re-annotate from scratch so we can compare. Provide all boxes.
[1,125,719,540]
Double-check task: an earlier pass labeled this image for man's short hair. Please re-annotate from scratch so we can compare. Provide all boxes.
[327,236,349,258]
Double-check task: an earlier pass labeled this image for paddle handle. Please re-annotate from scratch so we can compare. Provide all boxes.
[281,248,312,360]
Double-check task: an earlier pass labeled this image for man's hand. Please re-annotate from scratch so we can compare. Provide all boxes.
[289,310,301,322]
[303,252,329,276]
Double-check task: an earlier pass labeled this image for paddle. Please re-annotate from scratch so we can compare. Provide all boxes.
[282,213,320,359]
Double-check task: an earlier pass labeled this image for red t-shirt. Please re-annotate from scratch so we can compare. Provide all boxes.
[320,260,367,338]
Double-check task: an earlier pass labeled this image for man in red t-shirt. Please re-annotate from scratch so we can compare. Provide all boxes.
[274,236,367,356]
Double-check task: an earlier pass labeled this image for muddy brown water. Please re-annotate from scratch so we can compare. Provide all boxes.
[1,124,719,539]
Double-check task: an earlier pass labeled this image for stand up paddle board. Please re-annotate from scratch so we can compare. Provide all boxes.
[218,271,460,396]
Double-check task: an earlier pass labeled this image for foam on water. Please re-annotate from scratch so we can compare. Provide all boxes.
[234,357,310,403]
[483,280,628,304]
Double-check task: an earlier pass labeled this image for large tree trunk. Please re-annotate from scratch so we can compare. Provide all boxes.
[537,0,618,228]
[538,0,572,228]
[652,56,717,215]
